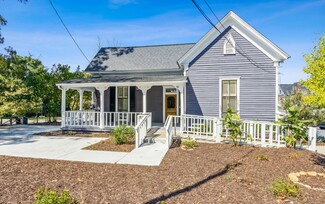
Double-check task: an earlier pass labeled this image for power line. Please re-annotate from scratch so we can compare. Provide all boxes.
[48,0,90,63]
[192,0,272,73]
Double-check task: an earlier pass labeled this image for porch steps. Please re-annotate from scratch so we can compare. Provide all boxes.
[116,126,168,166]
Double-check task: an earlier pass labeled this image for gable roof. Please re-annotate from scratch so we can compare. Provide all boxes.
[178,11,290,65]
[86,44,194,73]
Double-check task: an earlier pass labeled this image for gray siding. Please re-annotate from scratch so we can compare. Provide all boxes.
[186,27,276,121]
[135,86,163,123]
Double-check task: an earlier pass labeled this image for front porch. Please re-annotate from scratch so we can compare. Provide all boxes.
[56,76,187,130]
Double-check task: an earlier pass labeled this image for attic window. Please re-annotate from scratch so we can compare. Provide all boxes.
[224,34,236,55]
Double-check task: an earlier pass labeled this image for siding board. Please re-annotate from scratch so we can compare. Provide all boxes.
[186,27,276,121]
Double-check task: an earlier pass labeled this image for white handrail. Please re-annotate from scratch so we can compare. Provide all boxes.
[165,115,174,148]
[135,113,152,148]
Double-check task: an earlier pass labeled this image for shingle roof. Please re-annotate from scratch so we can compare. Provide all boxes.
[279,83,307,96]
[57,75,187,85]
[85,44,195,72]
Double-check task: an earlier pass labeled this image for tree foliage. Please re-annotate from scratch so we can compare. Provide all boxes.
[277,106,309,149]
[302,34,325,107]
[280,89,325,126]
[0,48,90,121]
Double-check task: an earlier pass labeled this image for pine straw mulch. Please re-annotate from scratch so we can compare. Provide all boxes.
[83,137,135,152]
[0,143,324,204]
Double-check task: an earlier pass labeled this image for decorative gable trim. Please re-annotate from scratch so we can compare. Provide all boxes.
[223,33,236,55]
[178,11,290,67]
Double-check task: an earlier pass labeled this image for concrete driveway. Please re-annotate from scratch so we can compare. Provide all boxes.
[0,125,126,163]
[0,125,168,166]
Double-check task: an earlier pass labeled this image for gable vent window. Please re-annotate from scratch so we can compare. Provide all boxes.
[224,34,236,55]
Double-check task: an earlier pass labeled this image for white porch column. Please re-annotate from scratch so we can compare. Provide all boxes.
[60,87,68,128]
[96,86,109,129]
[78,89,84,111]
[137,86,152,113]
[175,85,185,115]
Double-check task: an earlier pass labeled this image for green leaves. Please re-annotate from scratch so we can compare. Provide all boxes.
[0,48,90,119]
[278,105,308,148]
[302,34,325,107]
[223,107,246,146]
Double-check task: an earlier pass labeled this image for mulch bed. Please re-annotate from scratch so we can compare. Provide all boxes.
[83,138,135,152]
[299,175,325,189]
[34,130,111,138]
[0,143,324,203]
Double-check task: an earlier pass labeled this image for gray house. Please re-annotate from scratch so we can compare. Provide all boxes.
[57,11,289,130]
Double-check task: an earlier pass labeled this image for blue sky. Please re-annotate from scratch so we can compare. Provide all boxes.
[1,0,325,83]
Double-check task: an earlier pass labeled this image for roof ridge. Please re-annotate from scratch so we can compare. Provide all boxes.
[101,43,195,49]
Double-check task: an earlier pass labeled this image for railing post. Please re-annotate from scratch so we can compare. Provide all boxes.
[249,122,254,143]
[214,119,221,143]
[261,123,266,147]
[269,125,273,146]
[308,127,317,152]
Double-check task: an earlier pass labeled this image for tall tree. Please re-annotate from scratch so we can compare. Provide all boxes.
[0,47,47,117]
[302,34,325,107]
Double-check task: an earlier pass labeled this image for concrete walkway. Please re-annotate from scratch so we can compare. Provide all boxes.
[0,125,168,166]
[317,146,325,155]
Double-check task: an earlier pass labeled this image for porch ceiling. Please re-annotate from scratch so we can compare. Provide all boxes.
[56,75,187,88]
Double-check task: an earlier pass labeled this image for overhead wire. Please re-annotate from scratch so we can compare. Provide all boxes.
[48,0,90,63]
[192,0,272,73]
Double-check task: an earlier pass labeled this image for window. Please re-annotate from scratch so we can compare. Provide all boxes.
[224,34,235,55]
[221,80,238,117]
[117,86,128,112]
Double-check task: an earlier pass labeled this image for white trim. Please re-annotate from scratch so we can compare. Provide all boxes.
[178,11,289,67]
[162,86,179,122]
[223,33,236,55]
[116,86,130,112]
[274,62,279,121]
[56,80,187,89]
[218,77,240,118]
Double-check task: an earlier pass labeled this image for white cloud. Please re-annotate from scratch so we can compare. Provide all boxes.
[108,0,137,8]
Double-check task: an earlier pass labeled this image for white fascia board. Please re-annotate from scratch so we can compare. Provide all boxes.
[56,80,188,89]
[178,11,290,67]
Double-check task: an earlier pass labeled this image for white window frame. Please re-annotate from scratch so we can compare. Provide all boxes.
[219,77,240,118]
[115,86,130,112]
[223,34,236,55]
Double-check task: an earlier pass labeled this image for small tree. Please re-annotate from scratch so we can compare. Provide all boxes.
[302,34,325,107]
[223,108,250,146]
[278,106,309,148]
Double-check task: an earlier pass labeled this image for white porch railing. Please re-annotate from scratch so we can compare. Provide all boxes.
[64,111,143,128]
[164,114,317,151]
[165,115,176,148]
[65,111,100,127]
[135,113,152,148]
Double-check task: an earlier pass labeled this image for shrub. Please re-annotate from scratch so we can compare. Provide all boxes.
[33,187,78,204]
[67,131,76,135]
[254,154,269,161]
[268,178,301,199]
[112,124,135,145]
[223,108,251,146]
[182,138,197,149]
[278,106,309,148]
